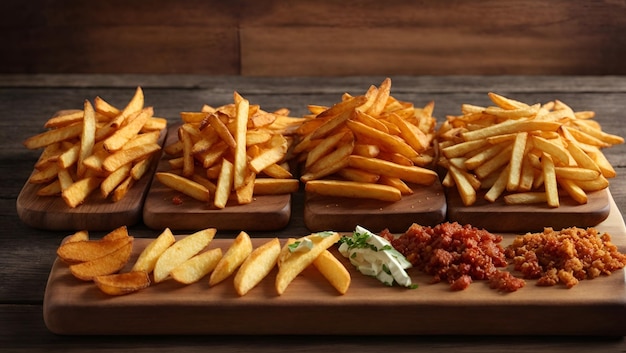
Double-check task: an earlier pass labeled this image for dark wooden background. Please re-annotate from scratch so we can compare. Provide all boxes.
[2,0,626,76]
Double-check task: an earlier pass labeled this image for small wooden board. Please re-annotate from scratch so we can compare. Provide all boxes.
[142,124,292,231]
[16,129,167,231]
[43,193,626,336]
[304,180,447,233]
[446,188,611,233]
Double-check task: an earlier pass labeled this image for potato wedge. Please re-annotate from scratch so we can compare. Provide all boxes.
[276,231,340,295]
[69,239,133,281]
[234,238,281,296]
[94,271,151,296]
[57,236,132,264]
[131,228,176,274]
[170,248,223,285]
[313,250,351,295]
[209,231,253,286]
[153,228,216,283]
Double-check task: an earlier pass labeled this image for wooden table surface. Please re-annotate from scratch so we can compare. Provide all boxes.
[2,75,626,352]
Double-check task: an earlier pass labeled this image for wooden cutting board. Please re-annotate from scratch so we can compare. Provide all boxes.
[304,180,447,233]
[142,124,292,231]
[16,129,167,231]
[43,192,626,336]
[446,188,611,233]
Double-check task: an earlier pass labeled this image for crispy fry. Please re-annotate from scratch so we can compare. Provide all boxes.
[276,231,340,295]
[234,238,281,296]
[153,228,216,283]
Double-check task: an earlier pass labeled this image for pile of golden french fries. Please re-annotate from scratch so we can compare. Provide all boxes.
[56,227,351,296]
[23,87,166,207]
[158,92,304,208]
[437,92,624,207]
[295,78,439,202]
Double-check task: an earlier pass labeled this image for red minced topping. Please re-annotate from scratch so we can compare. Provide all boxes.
[381,222,525,292]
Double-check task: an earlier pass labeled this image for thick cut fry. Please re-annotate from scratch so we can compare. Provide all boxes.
[309,96,367,140]
[153,228,216,283]
[170,248,223,285]
[57,236,132,264]
[313,250,351,295]
[156,172,210,202]
[233,94,249,189]
[78,100,97,177]
[337,167,380,184]
[103,107,152,152]
[276,232,341,295]
[305,180,402,202]
[305,131,348,168]
[346,120,419,162]
[504,192,548,205]
[209,231,253,286]
[249,135,288,173]
[206,112,236,148]
[101,163,131,198]
[542,155,559,208]
[69,239,133,281]
[253,178,299,195]
[44,110,84,128]
[448,164,477,206]
[24,122,83,150]
[62,176,102,208]
[234,238,281,296]
[131,228,176,273]
[507,132,528,191]
[348,155,438,185]
[94,271,151,296]
[111,175,134,202]
[461,120,560,142]
[214,158,234,209]
[102,143,161,172]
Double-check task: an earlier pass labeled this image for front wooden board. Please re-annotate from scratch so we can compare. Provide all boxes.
[304,180,447,233]
[43,194,626,336]
[446,188,611,233]
[142,124,291,231]
[16,129,167,231]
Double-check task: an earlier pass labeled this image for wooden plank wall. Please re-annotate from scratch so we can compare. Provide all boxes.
[2,0,626,76]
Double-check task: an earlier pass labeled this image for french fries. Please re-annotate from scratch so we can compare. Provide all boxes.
[57,226,350,297]
[159,92,303,208]
[23,87,165,207]
[94,271,151,296]
[153,228,217,283]
[295,78,438,202]
[209,231,253,286]
[276,231,341,295]
[438,92,623,207]
[233,238,281,296]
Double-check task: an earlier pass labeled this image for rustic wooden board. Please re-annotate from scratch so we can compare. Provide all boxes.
[16,129,167,231]
[142,124,292,231]
[446,188,611,233]
[43,192,626,336]
[304,180,447,233]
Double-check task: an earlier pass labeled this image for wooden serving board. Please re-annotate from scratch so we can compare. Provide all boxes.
[16,129,167,231]
[43,192,626,336]
[446,188,611,233]
[142,124,291,231]
[304,179,447,233]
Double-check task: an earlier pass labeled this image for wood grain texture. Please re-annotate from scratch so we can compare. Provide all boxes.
[15,127,167,231]
[446,189,611,233]
[304,181,446,233]
[2,1,626,75]
[142,124,293,231]
[2,75,626,351]
[44,202,626,336]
